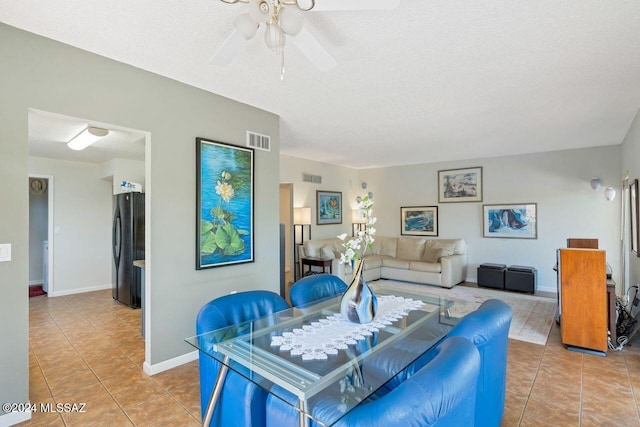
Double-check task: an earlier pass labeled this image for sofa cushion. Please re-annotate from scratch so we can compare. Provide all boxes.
[396,237,427,261]
[371,237,397,257]
[363,255,384,269]
[382,257,410,269]
[429,239,465,255]
[409,261,442,273]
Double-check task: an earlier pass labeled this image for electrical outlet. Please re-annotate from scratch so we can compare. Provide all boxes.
[633,295,639,307]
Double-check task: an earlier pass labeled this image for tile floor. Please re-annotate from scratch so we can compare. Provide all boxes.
[19,288,640,426]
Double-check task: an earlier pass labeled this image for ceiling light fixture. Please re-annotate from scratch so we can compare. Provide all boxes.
[216,0,325,79]
[67,127,109,151]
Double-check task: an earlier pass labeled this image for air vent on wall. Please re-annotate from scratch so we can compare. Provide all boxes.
[303,173,322,184]
[246,131,271,152]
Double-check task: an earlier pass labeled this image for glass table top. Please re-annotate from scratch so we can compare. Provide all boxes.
[185,283,466,426]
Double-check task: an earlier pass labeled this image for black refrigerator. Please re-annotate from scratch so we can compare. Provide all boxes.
[112,192,145,308]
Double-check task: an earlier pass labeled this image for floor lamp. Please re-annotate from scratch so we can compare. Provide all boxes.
[293,207,311,281]
[352,209,366,236]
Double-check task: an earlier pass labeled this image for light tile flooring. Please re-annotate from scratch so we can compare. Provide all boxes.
[19,288,640,426]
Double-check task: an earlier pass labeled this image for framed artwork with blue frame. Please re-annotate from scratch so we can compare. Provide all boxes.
[196,138,254,269]
[483,203,537,239]
[401,206,438,236]
[316,191,342,225]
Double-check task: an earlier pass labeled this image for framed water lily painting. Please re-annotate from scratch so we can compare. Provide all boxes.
[196,138,254,269]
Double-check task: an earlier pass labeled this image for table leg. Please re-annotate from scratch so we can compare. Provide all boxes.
[298,398,309,427]
[203,356,229,427]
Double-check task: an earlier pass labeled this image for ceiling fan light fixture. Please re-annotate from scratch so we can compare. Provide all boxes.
[249,0,273,23]
[278,6,304,35]
[234,13,259,39]
[67,126,109,151]
[265,22,285,54]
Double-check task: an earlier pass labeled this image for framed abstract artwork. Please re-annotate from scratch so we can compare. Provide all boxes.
[400,206,438,236]
[316,191,342,225]
[438,167,483,203]
[631,179,639,256]
[196,138,254,269]
[483,203,537,239]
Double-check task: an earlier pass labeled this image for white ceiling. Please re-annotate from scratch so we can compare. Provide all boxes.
[3,1,640,168]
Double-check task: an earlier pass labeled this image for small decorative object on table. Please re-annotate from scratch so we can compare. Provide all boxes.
[338,193,378,324]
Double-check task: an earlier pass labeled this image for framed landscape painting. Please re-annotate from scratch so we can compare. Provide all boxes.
[401,206,438,236]
[317,191,342,225]
[438,167,483,203]
[483,203,537,239]
[196,138,254,269]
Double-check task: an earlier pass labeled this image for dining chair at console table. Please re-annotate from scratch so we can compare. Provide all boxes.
[289,273,348,308]
[266,336,480,427]
[196,290,290,427]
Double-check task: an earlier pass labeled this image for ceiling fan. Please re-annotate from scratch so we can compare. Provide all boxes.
[212,0,400,75]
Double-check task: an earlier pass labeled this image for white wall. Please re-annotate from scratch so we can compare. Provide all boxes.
[29,157,113,295]
[280,154,361,240]
[1,22,280,418]
[359,146,622,292]
[28,183,48,284]
[100,158,145,194]
[622,107,640,293]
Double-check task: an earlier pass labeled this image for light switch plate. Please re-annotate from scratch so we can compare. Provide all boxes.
[0,244,11,262]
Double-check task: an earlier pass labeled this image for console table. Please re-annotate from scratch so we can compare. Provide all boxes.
[301,256,332,276]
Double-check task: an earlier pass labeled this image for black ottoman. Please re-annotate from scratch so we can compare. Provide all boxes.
[477,263,507,290]
[505,265,537,293]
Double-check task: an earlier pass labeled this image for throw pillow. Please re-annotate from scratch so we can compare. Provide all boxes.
[422,246,454,263]
[320,245,335,259]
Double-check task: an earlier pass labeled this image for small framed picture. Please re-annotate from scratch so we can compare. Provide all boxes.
[483,203,537,239]
[438,167,483,203]
[316,191,342,225]
[400,206,438,236]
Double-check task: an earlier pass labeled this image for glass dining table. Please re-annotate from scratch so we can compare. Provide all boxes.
[185,283,467,427]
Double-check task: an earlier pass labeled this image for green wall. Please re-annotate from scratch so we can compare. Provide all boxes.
[0,23,280,417]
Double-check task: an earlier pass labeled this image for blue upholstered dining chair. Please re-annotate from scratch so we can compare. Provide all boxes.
[448,299,512,427]
[289,273,348,307]
[196,290,290,427]
[388,298,512,427]
[266,336,480,427]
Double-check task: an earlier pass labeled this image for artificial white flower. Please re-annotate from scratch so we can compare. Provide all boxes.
[338,193,377,264]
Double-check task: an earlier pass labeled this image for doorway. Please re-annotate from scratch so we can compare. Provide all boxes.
[280,183,293,302]
[28,175,53,297]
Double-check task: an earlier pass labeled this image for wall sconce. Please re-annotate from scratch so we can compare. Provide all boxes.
[590,177,616,201]
[67,126,109,150]
[352,209,366,236]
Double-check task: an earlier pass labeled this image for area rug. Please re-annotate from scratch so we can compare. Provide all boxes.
[29,285,46,298]
[374,279,557,346]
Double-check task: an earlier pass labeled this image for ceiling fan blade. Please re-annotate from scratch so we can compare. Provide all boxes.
[290,27,337,72]
[211,29,245,66]
[310,0,400,11]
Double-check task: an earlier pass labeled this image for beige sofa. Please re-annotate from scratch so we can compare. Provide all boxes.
[298,236,467,288]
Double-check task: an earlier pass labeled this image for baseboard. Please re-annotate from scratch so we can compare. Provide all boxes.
[143,350,198,376]
[50,284,112,297]
[28,280,42,286]
[0,409,31,426]
[537,284,557,293]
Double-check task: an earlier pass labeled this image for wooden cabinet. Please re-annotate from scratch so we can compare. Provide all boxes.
[558,248,608,354]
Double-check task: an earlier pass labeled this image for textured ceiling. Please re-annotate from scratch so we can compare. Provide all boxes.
[3,1,640,168]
